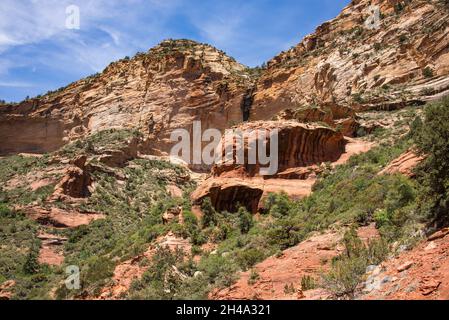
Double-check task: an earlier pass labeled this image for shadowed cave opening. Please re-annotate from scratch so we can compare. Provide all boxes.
[202,184,263,214]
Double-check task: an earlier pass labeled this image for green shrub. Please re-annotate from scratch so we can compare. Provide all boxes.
[374,209,390,228]
[394,2,405,14]
[199,255,238,288]
[267,218,302,250]
[248,270,260,285]
[265,192,291,217]
[322,254,367,299]
[301,275,317,291]
[201,198,218,229]
[236,248,265,270]
[422,67,434,78]
[352,93,365,104]
[128,246,194,300]
[22,247,40,275]
[398,34,408,43]
[414,97,449,225]
[322,229,390,298]
[82,256,115,288]
[366,239,389,265]
[0,203,11,218]
[238,207,253,234]
[284,283,297,295]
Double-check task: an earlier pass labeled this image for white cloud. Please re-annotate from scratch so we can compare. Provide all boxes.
[0,0,67,50]
[99,26,121,46]
[0,81,34,88]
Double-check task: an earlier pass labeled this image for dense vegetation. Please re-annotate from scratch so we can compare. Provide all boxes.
[412,97,449,227]
[1,97,449,300]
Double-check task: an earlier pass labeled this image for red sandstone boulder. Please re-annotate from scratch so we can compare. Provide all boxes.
[379,150,425,177]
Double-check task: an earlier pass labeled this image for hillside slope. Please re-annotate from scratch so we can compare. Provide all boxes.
[1,0,449,301]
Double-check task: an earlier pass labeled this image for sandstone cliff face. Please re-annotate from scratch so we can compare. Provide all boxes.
[2,1,448,157]
[250,0,449,121]
[212,121,346,177]
[192,122,346,213]
[0,40,251,155]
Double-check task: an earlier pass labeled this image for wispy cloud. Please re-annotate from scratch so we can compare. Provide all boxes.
[0,81,34,88]
[0,0,350,102]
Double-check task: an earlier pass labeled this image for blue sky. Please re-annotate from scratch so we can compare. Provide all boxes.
[0,0,349,102]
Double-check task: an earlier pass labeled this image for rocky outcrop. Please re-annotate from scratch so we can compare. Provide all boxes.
[191,120,375,213]
[379,149,424,177]
[37,232,67,266]
[97,137,139,168]
[361,227,449,300]
[274,106,335,125]
[0,280,16,300]
[212,121,346,177]
[251,0,449,120]
[336,117,361,137]
[51,155,92,200]
[192,176,319,215]
[274,122,345,170]
[162,206,184,225]
[0,40,251,156]
[20,206,105,228]
[192,121,346,213]
[191,180,264,214]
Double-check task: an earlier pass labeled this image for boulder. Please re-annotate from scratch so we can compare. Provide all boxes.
[379,150,425,177]
[51,155,92,200]
[162,206,184,225]
[0,280,16,300]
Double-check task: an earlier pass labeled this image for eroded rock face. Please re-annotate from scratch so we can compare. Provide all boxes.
[379,149,424,177]
[37,233,67,266]
[0,40,251,156]
[192,180,264,214]
[335,117,362,137]
[251,0,449,120]
[0,280,16,300]
[0,117,66,155]
[162,206,184,225]
[2,1,448,158]
[192,121,346,213]
[97,137,139,168]
[212,121,346,178]
[20,206,105,228]
[51,155,92,200]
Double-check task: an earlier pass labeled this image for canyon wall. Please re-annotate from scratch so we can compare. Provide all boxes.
[250,0,449,121]
[1,0,448,158]
[0,40,251,156]
[192,122,346,213]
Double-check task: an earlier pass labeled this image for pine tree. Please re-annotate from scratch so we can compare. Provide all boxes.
[238,207,253,234]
